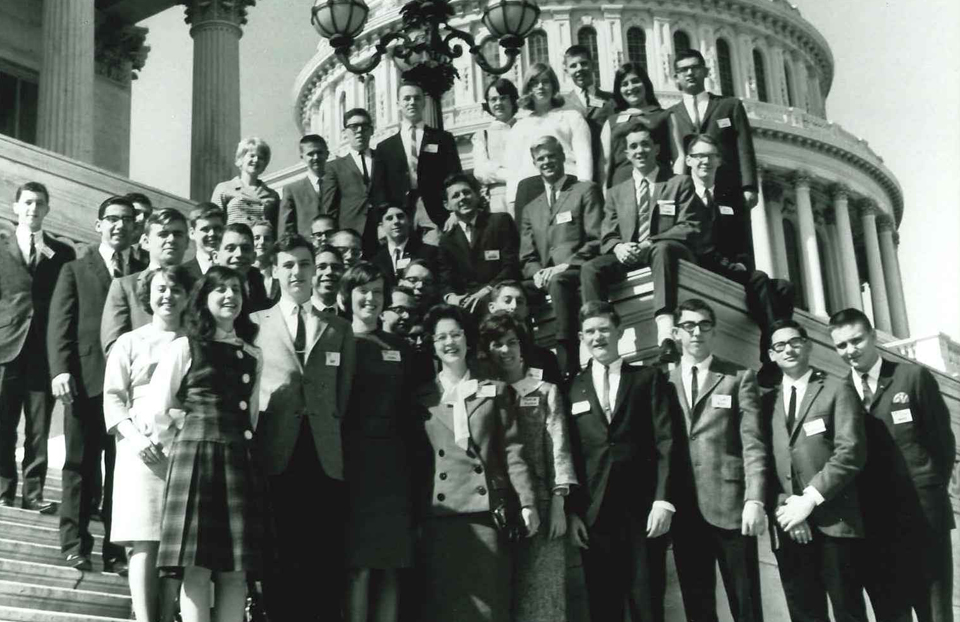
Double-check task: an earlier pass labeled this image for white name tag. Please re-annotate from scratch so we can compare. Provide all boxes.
[892,409,913,424]
[717,118,732,128]
[520,396,540,407]
[712,394,732,409]
[588,99,604,108]
[39,246,55,259]
[423,143,439,153]
[382,350,401,362]
[719,205,735,216]
[395,257,410,270]
[659,203,676,217]
[803,418,827,436]
[556,211,573,224]
[617,113,632,123]
[325,352,341,367]
[479,384,497,398]
[572,400,590,415]
[484,250,500,261]
[527,367,543,380]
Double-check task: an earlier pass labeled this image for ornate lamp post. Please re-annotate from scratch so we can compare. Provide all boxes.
[311,0,540,129]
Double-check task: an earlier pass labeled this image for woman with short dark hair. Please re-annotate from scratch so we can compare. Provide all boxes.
[473,79,521,214]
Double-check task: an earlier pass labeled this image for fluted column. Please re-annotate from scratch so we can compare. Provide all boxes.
[794,173,827,316]
[768,193,790,280]
[37,0,95,162]
[651,18,674,90]
[751,170,775,275]
[184,0,256,201]
[877,217,910,337]
[860,201,892,333]
[832,186,862,310]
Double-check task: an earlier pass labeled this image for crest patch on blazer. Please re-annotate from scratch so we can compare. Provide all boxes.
[892,392,909,404]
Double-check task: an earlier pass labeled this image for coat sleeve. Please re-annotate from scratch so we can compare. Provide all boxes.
[651,176,707,252]
[544,383,578,488]
[572,183,604,265]
[278,185,298,238]
[497,385,536,508]
[600,185,625,255]
[808,382,867,501]
[101,278,132,357]
[337,321,357,421]
[651,369,675,503]
[738,369,768,505]
[916,367,956,482]
[437,239,460,298]
[733,100,758,191]
[102,332,134,434]
[519,205,543,278]
[46,262,78,380]
[491,215,521,284]
[320,166,340,225]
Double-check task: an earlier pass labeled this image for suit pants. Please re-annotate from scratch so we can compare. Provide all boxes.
[0,351,55,504]
[671,502,763,622]
[581,241,693,316]
[263,419,345,622]
[522,267,581,343]
[59,394,123,561]
[773,529,867,622]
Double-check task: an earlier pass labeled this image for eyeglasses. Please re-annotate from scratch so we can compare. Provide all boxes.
[432,330,465,343]
[333,245,361,256]
[676,65,704,74]
[687,152,719,161]
[676,320,715,334]
[402,276,434,287]
[101,215,135,225]
[345,122,373,133]
[385,305,416,317]
[771,337,808,353]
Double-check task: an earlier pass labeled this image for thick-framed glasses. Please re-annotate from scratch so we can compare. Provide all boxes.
[771,337,807,353]
[687,152,719,161]
[101,215,135,225]
[385,305,416,317]
[677,320,715,334]
[432,330,465,343]
[345,122,373,133]
[402,276,434,287]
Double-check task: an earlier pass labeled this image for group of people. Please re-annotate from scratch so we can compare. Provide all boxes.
[0,39,954,622]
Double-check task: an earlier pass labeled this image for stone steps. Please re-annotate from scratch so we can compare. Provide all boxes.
[0,605,129,622]
[0,580,130,619]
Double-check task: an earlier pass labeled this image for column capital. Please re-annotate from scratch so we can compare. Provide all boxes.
[792,171,814,189]
[95,22,151,84]
[182,0,257,29]
[831,183,851,202]
[761,178,783,203]
[876,214,896,233]
[859,198,879,219]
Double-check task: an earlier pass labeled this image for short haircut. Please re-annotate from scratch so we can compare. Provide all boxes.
[343,107,372,127]
[392,284,418,300]
[579,300,621,328]
[612,62,660,111]
[422,303,476,349]
[251,219,274,234]
[686,133,720,153]
[376,203,408,223]
[314,243,344,263]
[330,228,362,244]
[674,48,707,69]
[520,63,564,111]
[15,181,49,203]
[829,308,874,332]
[124,192,153,210]
[401,258,434,278]
[530,135,564,159]
[188,203,225,227]
[621,121,654,141]
[185,266,258,344]
[481,78,520,116]
[674,298,717,325]
[479,311,532,362]
[339,261,388,321]
[564,44,593,61]
[144,208,188,235]
[98,196,134,220]
[490,279,526,302]
[769,318,809,340]
[312,213,337,228]
[273,233,315,258]
[221,222,254,244]
[397,80,424,98]
[442,172,482,198]
[137,265,195,316]
[235,136,272,167]
[299,134,327,149]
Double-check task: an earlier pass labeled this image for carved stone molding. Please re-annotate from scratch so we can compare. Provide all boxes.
[876,215,895,233]
[791,170,814,189]
[761,179,783,203]
[95,22,151,84]
[182,0,257,28]
[858,199,879,219]
[831,183,850,202]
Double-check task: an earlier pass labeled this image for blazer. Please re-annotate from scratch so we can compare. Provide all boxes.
[371,126,462,228]
[764,369,866,538]
[563,88,614,183]
[0,233,74,367]
[413,376,536,517]
[320,153,378,235]
[252,304,356,478]
[852,358,956,535]
[519,175,603,277]
[278,176,319,238]
[567,360,674,526]
[692,189,758,271]
[47,247,146,398]
[600,171,709,256]
[670,94,758,198]
[370,236,439,287]
[668,357,767,530]
[100,270,152,356]
[182,257,203,281]
[437,211,520,298]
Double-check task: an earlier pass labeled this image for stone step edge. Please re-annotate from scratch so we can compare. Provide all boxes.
[0,604,129,622]
[0,578,130,602]
[0,558,129,590]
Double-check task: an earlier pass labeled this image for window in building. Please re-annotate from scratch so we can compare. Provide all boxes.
[0,66,38,144]
[673,30,691,55]
[577,27,601,85]
[626,27,647,69]
[364,75,377,124]
[482,39,501,92]
[783,61,795,107]
[716,38,735,96]
[783,219,806,309]
[527,30,550,67]
[753,49,769,102]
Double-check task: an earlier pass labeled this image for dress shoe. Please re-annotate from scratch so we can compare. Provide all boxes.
[66,554,92,571]
[757,361,783,389]
[89,507,103,522]
[0,498,13,508]
[103,557,129,577]
[657,338,681,365]
[22,498,58,514]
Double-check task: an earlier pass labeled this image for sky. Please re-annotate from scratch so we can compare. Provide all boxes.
[129,0,960,342]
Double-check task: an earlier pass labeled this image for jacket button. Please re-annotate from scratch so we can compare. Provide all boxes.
[476,486,487,495]
[243,430,253,440]
[239,401,248,411]
[437,493,445,501]
[438,450,445,457]
[235,350,244,359]
[242,373,251,384]
[474,466,483,474]
[439,473,447,480]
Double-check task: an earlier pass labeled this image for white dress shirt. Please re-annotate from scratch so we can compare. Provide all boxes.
[682,91,711,127]
[15,226,46,264]
[196,249,214,275]
[850,356,883,402]
[680,355,713,412]
[306,171,321,195]
[349,149,373,181]
[312,297,339,315]
[279,296,314,346]
[98,243,130,277]
[386,240,409,271]
[400,121,426,188]
[780,368,825,504]
[590,357,623,415]
[457,216,478,244]
[691,176,715,206]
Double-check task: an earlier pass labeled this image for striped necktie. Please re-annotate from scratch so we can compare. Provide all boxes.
[636,179,651,243]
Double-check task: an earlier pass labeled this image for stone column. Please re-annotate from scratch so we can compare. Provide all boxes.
[794,58,809,112]
[37,0,96,163]
[651,17,674,90]
[860,201,892,333]
[183,0,256,201]
[751,170,775,275]
[737,33,758,100]
[832,185,862,309]
[767,189,790,280]
[794,173,827,316]
[877,217,910,337]
[551,12,573,84]
[603,9,624,91]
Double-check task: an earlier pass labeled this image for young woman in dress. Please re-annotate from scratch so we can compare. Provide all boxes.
[210,137,280,227]
[472,78,520,214]
[478,311,578,622]
[103,266,193,621]
[148,266,265,622]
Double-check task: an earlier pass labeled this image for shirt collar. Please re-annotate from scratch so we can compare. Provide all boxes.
[782,368,814,395]
[401,120,426,133]
[279,295,308,318]
[98,243,129,267]
[16,226,42,246]
[632,167,658,188]
[306,171,320,187]
[681,354,713,377]
[682,91,710,106]
[592,357,623,375]
[690,176,715,200]
[856,356,883,385]
[312,296,338,313]
[387,239,408,254]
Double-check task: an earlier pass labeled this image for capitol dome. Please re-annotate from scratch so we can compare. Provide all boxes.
[289,0,908,338]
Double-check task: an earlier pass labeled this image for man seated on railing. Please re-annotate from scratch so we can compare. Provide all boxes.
[580,121,709,365]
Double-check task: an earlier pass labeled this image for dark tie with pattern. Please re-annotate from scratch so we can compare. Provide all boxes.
[112,252,124,279]
[636,179,651,243]
[786,385,797,432]
[360,152,370,186]
[692,97,702,131]
[690,366,699,410]
[28,234,37,273]
[294,306,306,365]
[860,373,874,410]
[599,365,612,421]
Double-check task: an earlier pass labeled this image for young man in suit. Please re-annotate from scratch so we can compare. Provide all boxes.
[562,44,614,184]
[764,319,869,622]
[279,134,329,237]
[580,122,709,363]
[124,192,152,265]
[309,213,337,249]
[519,136,603,378]
[321,108,380,254]
[567,301,675,622]
[48,196,145,573]
[437,173,520,314]
[311,244,345,316]
[0,182,75,512]
[253,220,280,304]
[487,280,564,387]
[829,308,955,622]
[215,222,272,313]
[183,203,224,280]
[100,208,189,355]
[370,204,437,287]
[667,298,767,622]
[671,49,758,264]
[371,81,462,231]
[252,234,356,622]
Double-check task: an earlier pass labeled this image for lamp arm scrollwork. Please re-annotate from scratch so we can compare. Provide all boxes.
[334,30,412,74]
[445,30,520,75]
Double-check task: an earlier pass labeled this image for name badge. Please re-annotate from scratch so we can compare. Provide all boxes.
[719,205,735,216]
[658,202,676,217]
[39,246,55,259]
[803,418,827,436]
[484,250,500,261]
[588,99,604,108]
[382,350,401,362]
[571,400,591,415]
[617,113,633,123]
[527,367,543,380]
[479,384,497,398]
[325,352,341,367]
[892,409,913,424]
[520,396,541,408]
[556,211,573,224]
[396,257,410,270]
[717,118,732,129]
[424,143,439,153]
[712,394,732,409]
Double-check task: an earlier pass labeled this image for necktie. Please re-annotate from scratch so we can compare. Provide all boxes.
[692,96,702,131]
[583,89,591,108]
[704,188,714,212]
[394,247,403,271]
[111,252,124,279]
[408,125,419,188]
[690,366,699,409]
[636,179,651,243]
[547,185,556,208]
[464,222,473,245]
[28,234,37,273]
[294,306,306,365]
[786,385,797,432]
[599,364,612,421]
[360,152,370,185]
[860,373,874,409]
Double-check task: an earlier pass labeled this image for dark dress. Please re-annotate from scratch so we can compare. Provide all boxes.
[156,337,265,574]
[343,330,416,569]
[605,105,675,188]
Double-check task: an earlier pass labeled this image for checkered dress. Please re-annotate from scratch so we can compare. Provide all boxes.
[157,339,265,574]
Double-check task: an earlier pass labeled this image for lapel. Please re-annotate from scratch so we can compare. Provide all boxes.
[790,372,825,444]
[5,235,28,272]
[264,305,300,369]
[616,180,638,242]
[88,249,112,290]
[871,358,897,411]
[418,380,455,433]
[577,363,609,428]
[609,362,635,426]
[304,307,328,363]
[419,126,437,158]
[773,385,788,439]
[674,97,695,132]
[692,365,722,420]
[465,381,493,420]
[550,175,577,220]
[470,210,490,250]
[669,365,692,420]
[702,94,720,130]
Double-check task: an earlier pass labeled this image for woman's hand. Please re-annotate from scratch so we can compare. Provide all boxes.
[521,506,540,538]
[548,496,567,539]
[129,429,164,465]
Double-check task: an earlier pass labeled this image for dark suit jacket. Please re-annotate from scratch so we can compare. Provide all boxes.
[320,152,378,236]
[371,126,462,228]
[279,176,319,238]
[600,171,709,256]
[47,248,146,398]
[182,257,203,281]
[764,369,866,538]
[567,360,674,526]
[100,270,152,356]
[668,357,767,530]
[692,189,759,271]
[520,175,603,277]
[437,211,520,298]
[670,94,758,199]
[853,359,956,535]
[514,175,544,227]
[370,236,438,287]
[565,88,615,184]
[0,234,75,371]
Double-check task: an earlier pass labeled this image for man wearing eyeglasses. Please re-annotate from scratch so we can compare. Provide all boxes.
[310,214,337,249]
[398,259,439,312]
[763,319,869,622]
[279,134,329,238]
[666,298,767,622]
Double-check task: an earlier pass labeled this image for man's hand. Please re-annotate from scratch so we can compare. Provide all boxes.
[445,293,465,307]
[785,520,813,544]
[548,496,567,539]
[742,502,767,536]
[730,262,748,272]
[776,494,817,532]
[442,213,458,233]
[568,514,590,549]
[521,506,540,538]
[51,373,76,405]
[744,190,759,208]
[460,287,490,313]
[536,264,569,289]
[646,505,673,538]
[613,243,639,265]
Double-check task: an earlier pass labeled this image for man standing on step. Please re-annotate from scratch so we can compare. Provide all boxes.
[0,182,75,514]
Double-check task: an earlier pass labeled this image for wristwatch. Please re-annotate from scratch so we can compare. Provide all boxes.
[553,487,569,497]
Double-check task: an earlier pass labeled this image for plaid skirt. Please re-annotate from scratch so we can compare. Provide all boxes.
[157,439,265,574]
